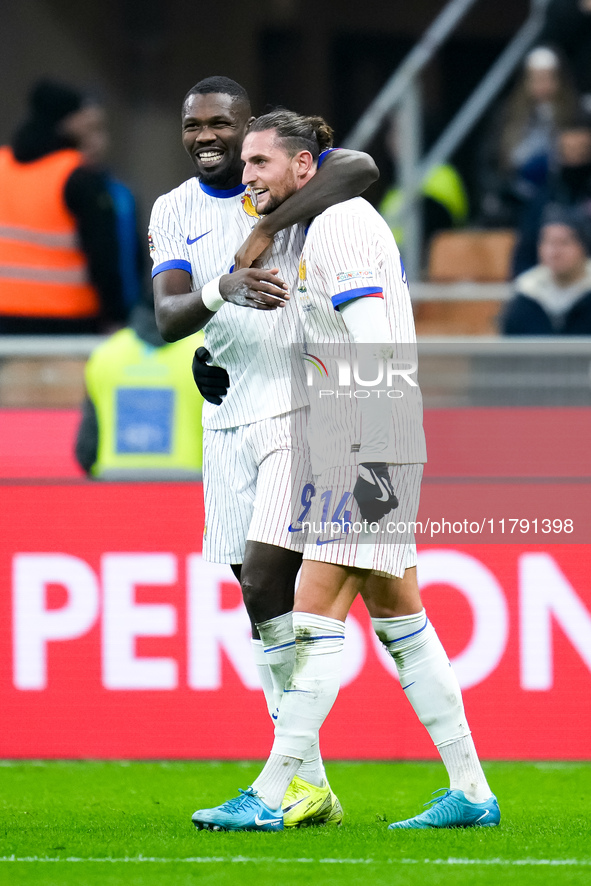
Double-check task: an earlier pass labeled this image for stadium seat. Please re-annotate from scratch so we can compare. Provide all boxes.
[427,229,516,282]
[414,228,516,335]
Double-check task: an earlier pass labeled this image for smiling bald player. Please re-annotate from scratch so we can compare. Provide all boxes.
[148,77,378,828]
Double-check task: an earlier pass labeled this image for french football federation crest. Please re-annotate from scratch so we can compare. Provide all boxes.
[297,255,314,310]
[298,256,307,291]
[241,188,260,219]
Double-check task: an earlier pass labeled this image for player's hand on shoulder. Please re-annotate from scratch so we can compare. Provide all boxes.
[353,462,399,523]
[219,267,289,310]
[192,347,230,405]
[233,222,274,270]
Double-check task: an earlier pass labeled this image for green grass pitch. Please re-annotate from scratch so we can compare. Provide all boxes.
[1,760,590,886]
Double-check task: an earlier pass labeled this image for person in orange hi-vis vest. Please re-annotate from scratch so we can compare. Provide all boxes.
[0,79,135,334]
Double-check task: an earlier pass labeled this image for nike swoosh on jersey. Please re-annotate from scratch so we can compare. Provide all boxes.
[186,230,212,245]
[316,536,346,546]
[287,523,303,533]
[254,813,282,826]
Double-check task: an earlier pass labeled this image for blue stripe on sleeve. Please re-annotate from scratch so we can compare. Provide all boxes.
[151,259,192,278]
[331,286,383,310]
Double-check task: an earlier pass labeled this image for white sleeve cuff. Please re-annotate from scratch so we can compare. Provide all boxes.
[201,276,225,313]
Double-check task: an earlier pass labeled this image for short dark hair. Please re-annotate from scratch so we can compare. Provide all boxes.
[542,203,591,253]
[248,109,334,161]
[183,76,251,113]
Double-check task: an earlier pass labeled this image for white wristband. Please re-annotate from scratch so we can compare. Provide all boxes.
[201,276,225,313]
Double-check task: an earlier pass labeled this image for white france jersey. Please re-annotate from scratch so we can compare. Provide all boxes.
[296,197,427,473]
[149,177,307,430]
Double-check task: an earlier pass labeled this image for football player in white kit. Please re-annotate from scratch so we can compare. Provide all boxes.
[191,110,500,832]
[149,78,378,827]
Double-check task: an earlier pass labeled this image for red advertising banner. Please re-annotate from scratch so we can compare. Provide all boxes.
[1,481,590,760]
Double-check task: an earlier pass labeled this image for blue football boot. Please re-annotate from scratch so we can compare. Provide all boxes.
[388,788,500,829]
[192,787,284,832]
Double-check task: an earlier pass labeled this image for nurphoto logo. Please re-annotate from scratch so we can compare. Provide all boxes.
[304,350,417,399]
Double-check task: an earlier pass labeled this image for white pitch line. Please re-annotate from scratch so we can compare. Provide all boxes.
[0,856,590,866]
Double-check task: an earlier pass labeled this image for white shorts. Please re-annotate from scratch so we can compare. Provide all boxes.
[202,408,311,564]
[302,463,423,578]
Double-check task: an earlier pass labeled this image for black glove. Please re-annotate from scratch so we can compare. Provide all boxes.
[192,347,230,405]
[353,462,399,523]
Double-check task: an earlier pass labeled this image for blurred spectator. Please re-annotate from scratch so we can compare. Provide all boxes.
[501,204,591,335]
[539,0,591,113]
[74,98,147,317]
[0,78,139,334]
[512,113,591,274]
[75,296,205,479]
[477,46,579,227]
[379,115,469,258]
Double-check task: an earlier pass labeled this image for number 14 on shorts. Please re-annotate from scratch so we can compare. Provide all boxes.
[288,483,353,535]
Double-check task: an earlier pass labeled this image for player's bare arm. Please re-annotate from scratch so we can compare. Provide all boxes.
[154,265,288,342]
[234,149,379,269]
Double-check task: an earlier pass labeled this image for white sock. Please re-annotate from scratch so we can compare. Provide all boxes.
[438,734,492,803]
[372,610,491,802]
[256,612,295,712]
[251,639,276,719]
[257,612,326,788]
[251,754,301,811]
[253,613,345,808]
[272,612,345,760]
[295,749,326,788]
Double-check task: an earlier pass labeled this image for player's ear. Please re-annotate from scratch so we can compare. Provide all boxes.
[294,150,314,179]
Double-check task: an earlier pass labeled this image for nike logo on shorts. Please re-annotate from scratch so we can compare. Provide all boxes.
[186,230,212,245]
[316,536,346,546]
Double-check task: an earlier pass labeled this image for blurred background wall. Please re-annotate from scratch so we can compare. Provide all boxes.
[0,0,529,228]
